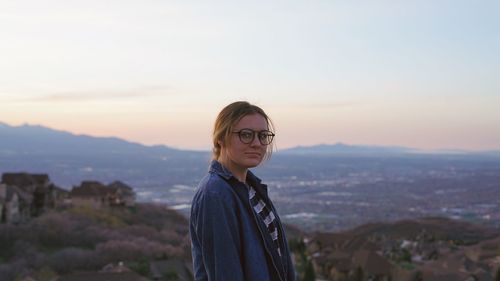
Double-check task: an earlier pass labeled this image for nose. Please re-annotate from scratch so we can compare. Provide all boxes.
[249,133,262,146]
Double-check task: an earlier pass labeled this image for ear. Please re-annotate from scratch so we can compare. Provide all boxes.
[217,139,224,147]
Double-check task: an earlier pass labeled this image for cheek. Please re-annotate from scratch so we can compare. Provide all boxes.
[227,145,242,158]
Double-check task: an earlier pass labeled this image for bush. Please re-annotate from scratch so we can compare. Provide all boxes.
[411,270,423,281]
[0,260,28,281]
[128,259,150,277]
[0,203,190,278]
[49,248,101,274]
[303,259,316,281]
[68,206,126,227]
[96,237,183,262]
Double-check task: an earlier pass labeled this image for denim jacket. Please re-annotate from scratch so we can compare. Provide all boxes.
[190,160,296,281]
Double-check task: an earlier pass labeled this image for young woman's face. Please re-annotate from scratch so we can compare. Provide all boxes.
[222,113,270,170]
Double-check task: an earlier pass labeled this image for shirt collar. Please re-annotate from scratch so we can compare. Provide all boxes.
[209,160,264,185]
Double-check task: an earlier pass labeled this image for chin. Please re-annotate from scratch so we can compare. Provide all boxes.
[244,159,262,168]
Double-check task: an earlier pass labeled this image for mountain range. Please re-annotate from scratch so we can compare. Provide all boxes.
[2,121,497,157]
[0,122,209,188]
[0,121,186,156]
[1,121,499,189]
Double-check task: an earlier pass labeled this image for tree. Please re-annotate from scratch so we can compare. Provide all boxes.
[303,260,316,281]
[410,270,423,281]
[129,259,150,277]
[164,271,179,281]
[349,266,363,281]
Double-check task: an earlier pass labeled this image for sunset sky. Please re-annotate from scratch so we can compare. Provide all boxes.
[1,0,499,151]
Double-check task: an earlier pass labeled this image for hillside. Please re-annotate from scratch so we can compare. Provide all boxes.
[0,203,192,281]
[2,203,499,281]
[302,217,500,280]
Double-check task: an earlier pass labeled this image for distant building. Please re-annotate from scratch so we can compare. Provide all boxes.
[70,180,135,208]
[0,184,32,223]
[107,181,136,207]
[352,250,392,281]
[0,183,6,221]
[307,232,394,281]
[1,172,63,217]
[326,251,352,281]
[70,181,110,208]
[2,173,38,193]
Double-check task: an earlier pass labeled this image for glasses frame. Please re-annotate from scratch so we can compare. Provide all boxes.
[232,128,275,145]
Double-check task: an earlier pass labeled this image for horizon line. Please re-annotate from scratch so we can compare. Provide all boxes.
[1,120,499,154]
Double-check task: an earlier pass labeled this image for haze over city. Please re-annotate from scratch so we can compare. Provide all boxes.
[1,0,499,151]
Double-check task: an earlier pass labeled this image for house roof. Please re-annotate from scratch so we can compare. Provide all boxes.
[108,181,135,196]
[333,257,352,272]
[352,250,392,276]
[80,181,107,189]
[52,185,69,195]
[57,272,150,281]
[1,172,51,193]
[31,174,50,185]
[2,173,36,189]
[435,255,466,271]
[108,181,133,191]
[70,181,110,198]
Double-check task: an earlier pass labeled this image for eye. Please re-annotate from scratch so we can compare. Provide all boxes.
[258,133,268,141]
[258,131,274,144]
[240,130,254,140]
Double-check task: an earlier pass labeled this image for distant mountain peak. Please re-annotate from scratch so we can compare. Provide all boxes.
[0,120,184,155]
[280,143,417,156]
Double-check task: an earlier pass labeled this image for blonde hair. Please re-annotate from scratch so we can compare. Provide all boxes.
[212,101,275,160]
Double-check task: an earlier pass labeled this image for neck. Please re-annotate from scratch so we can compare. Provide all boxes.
[218,155,247,183]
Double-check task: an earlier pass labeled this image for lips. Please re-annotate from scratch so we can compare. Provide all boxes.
[245,152,262,157]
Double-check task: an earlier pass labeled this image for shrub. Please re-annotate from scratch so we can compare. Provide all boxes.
[49,248,100,274]
[67,206,126,227]
[0,259,28,281]
[96,237,183,262]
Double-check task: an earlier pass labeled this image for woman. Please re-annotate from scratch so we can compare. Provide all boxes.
[189,101,296,281]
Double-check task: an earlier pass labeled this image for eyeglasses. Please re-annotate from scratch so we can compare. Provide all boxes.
[232,129,275,145]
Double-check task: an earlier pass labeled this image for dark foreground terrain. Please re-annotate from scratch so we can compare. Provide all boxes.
[0,204,191,281]
[1,204,499,281]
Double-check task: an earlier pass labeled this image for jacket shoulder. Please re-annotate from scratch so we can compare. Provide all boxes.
[192,172,238,205]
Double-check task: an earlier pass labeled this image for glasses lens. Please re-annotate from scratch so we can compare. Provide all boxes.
[239,129,254,144]
[259,131,274,145]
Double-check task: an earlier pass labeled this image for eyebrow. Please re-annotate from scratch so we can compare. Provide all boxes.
[234,128,270,131]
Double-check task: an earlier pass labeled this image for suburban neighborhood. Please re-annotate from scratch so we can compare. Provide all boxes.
[0,173,136,224]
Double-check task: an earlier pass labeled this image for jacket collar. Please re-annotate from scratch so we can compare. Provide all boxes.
[209,160,268,192]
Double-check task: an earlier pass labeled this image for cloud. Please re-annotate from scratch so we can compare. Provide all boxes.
[4,86,174,103]
[269,100,371,110]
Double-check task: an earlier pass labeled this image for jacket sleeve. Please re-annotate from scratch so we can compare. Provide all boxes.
[190,187,244,281]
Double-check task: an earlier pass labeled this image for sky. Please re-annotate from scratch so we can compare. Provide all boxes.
[1,0,499,151]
